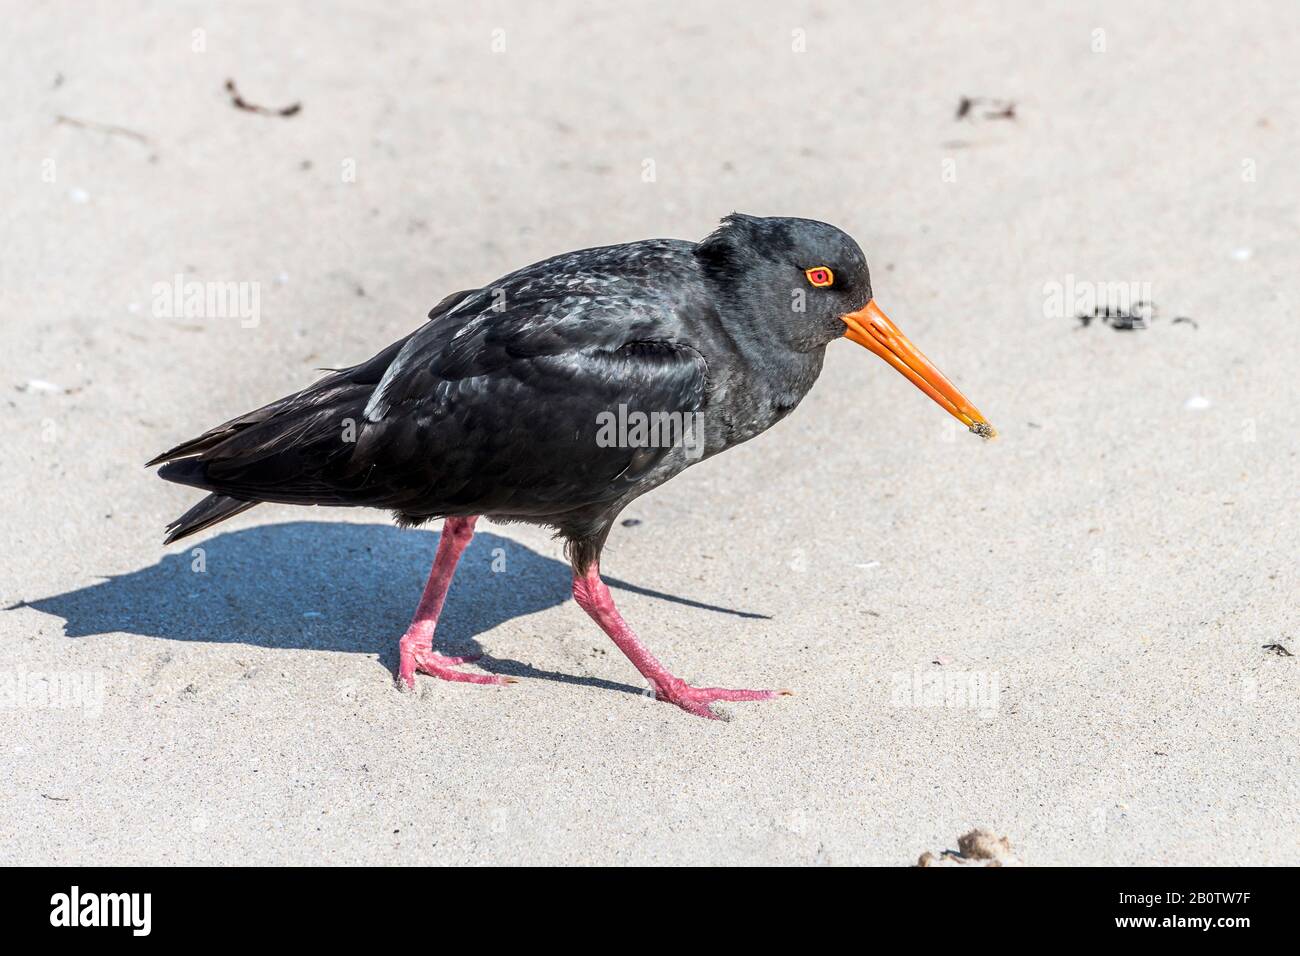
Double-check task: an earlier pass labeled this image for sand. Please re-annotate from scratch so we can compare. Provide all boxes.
[1,0,1296,865]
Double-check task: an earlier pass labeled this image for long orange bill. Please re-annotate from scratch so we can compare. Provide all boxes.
[842,299,997,439]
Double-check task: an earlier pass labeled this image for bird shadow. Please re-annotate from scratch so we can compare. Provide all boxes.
[12,521,770,698]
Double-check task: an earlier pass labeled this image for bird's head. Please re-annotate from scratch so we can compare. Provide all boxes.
[696,213,995,438]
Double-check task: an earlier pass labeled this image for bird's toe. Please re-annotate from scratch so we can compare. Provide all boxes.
[653,679,790,718]
[416,652,513,685]
[398,646,512,688]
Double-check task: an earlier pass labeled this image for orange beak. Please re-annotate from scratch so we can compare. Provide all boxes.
[842,300,996,439]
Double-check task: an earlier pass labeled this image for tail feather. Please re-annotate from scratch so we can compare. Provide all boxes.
[164,494,258,544]
[146,433,231,468]
[145,399,293,468]
[149,318,445,542]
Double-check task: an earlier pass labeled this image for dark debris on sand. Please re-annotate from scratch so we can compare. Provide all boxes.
[225,79,301,117]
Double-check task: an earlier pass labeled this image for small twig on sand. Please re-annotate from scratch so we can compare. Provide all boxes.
[55,114,151,145]
[955,96,1017,121]
[224,78,301,117]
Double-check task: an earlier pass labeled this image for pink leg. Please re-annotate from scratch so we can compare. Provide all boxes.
[397,516,513,689]
[572,564,790,719]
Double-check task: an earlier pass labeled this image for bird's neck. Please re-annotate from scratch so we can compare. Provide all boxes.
[702,328,829,454]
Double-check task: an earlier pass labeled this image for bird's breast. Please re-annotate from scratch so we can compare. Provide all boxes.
[698,345,827,455]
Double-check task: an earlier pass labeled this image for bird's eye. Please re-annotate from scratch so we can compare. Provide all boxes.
[805,267,834,288]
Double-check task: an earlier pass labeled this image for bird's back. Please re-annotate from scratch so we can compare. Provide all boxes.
[153,239,717,536]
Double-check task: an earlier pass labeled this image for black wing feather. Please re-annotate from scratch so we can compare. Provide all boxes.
[152,242,711,528]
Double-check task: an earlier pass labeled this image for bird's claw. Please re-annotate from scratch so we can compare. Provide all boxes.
[652,678,792,719]
[397,636,514,689]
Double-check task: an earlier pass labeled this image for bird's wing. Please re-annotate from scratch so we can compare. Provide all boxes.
[156,242,713,517]
[147,288,477,467]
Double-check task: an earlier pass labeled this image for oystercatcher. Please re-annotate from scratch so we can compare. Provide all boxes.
[150,214,994,717]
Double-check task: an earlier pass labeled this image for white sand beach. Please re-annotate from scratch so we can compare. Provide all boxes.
[1,0,1296,864]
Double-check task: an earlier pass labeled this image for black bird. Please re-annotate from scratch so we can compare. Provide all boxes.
[150,214,994,718]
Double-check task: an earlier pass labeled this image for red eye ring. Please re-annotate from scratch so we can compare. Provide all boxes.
[805,267,834,288]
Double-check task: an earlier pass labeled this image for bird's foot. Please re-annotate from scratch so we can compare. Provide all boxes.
[397,633,514,689]
[652,676,792,720]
